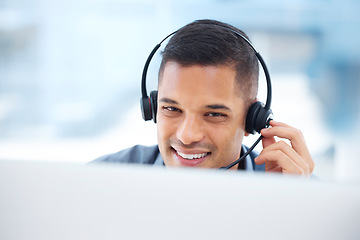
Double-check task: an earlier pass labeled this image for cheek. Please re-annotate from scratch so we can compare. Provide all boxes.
[212,127,243,147]
[209,124,245,157]
[157,116,175,142]
[156,119,165,141]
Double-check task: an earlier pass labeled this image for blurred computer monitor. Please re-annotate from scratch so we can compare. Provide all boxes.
[0,160,359,240]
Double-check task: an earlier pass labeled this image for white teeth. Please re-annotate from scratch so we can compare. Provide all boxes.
[176,151,208,160]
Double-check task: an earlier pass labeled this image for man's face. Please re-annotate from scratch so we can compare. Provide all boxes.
[157,61,248,169]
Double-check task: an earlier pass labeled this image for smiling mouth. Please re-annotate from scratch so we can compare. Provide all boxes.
[176,151,209,160]
[171,147,210,161]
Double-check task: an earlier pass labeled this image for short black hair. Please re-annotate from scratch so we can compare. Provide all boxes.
[159,19,259,108]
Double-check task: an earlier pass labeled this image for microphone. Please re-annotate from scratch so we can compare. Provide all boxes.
[218,135,263,170]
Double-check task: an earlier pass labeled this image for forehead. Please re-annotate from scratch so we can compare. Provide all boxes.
[158,62,244,107]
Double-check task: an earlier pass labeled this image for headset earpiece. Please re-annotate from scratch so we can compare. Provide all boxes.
[245,101,273,134]
[140,91,158,122]
[140,96,152,121]
[150,90,158,123]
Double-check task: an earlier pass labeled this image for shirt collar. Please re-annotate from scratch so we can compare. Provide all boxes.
[153,149,165,166]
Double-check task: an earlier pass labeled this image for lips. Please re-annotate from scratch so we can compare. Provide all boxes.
[172,147,210,167]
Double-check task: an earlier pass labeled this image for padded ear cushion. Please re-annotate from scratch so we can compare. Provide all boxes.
[140,96,152,121]
[150,90,158,123]
[246,101,273,134]
[255,107,273,133]
[245,101,262,134]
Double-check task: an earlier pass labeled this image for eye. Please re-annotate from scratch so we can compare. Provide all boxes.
[163,106,180,112]
[161,106,182,117]
[205,112,228,123]
[206,112,226,117]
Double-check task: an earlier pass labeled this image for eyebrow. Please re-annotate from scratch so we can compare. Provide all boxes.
[205,104,231,111]
[160,98,231,111]
[159,98,179,104]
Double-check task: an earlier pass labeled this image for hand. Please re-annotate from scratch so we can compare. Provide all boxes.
[254,121,315,176]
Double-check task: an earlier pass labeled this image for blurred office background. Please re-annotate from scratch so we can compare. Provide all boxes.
[0,0,359,181]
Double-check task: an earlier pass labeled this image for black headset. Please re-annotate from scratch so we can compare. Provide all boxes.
[140,23,273,169]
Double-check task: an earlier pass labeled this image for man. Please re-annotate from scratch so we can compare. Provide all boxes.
[94,19,314,176]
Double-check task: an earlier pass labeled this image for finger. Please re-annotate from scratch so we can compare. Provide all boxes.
[268,120,293,128]
[255,150,305,175]
[261,135,276,149]
[266,164,282,173]
[260,123,309,159]
[261,125,314,173]
[259,140,310,175]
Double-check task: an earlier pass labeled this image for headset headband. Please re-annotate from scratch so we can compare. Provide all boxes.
[141,25,272,111]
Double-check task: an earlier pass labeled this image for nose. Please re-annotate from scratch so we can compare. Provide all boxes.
[176,115,205,145]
